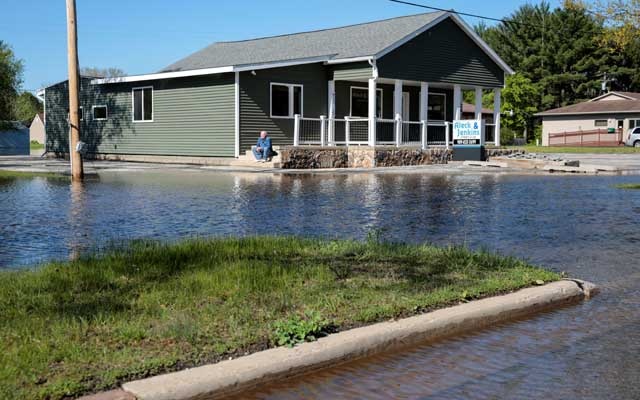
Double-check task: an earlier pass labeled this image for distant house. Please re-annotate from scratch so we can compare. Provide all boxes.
[461,103,493,122]
[40,11,512,162]
[29,113,45,144]
[536,92,640,146]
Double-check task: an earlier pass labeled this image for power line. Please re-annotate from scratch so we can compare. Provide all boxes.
[388,0,543,28]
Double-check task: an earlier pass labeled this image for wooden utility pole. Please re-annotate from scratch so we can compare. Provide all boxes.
[66,0,83,180]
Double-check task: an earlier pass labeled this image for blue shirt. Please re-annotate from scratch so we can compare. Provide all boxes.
[256,136,271,151]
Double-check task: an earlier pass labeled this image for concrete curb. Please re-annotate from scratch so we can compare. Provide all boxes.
[116,280,594,400]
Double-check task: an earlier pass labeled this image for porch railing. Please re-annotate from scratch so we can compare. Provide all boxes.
[293,114,452,149]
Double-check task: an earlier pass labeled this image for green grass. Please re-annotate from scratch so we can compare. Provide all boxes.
[0,170,67,180]
[0,236,559,399]
[511,145,640,154]
[30,141,45,150]
[615,183,640,189]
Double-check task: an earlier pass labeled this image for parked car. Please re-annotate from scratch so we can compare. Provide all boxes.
[625,127,640,147]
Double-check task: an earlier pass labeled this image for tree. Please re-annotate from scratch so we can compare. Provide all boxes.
[80,67,125,78]
[478,2,609,111]
[14,92,43,122]
[0,41,23,121]
[501,73,540,138]
[583,0,640,91]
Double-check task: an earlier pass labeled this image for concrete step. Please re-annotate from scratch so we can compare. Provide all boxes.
[229,159,281,168]
[463,161,509,168]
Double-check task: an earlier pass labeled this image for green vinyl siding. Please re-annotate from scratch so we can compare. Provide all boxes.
[239,62,328,151]
[331,62,373,81]
[45,74,235,157]
[377,17,505,88]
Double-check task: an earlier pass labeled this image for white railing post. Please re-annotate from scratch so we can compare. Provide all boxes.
[445,122,450,149]
[494,88,501,146]
[395,113,402,147]
[320,115,326,147]
[293,114,301,146]
[420,120,427,150]
[345,116,350,146]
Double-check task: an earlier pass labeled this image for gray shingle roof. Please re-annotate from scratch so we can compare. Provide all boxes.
[161,12,446,72]
[536,98,640,116]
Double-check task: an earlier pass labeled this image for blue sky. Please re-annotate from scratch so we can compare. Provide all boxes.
[2,0,560,93]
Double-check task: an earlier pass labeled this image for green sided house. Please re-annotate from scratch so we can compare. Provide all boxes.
[40,11,512,162]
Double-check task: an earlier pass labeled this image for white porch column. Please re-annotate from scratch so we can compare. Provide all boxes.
[419,82,429,121]
[453,84,462,121]
[368,78,377,146]
[328,80,336,145]
[493,88,501,146]
[394,80,403,146]
[420,82,429,149]
[475,87,483,120]
[394,80,403,119]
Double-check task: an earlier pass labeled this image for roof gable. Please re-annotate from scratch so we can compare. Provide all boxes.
[160,12,512,75]
[590,91,640,102]
[162,12,446,72]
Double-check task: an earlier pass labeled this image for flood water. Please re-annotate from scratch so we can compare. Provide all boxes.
[1,170,640,399]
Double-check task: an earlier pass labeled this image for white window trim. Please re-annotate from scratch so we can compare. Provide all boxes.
[349,86,383,118]
[132,86,154,123]
[427,92,447,122]
[270,82,304,119]
[92,105,108,121]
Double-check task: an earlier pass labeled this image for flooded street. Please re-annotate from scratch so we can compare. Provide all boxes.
[2,170,640,398]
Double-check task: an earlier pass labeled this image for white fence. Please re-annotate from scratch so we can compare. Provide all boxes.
[294,114,453,149]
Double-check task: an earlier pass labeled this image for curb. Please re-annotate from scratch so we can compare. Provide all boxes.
[110,280,594,400]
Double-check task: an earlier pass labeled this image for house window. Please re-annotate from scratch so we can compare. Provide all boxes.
[630,119,640,129]
[428,93,446,121]
[132,87,153,122]
[270,83,303,118]
[350,87,383,118]
[594,120,607,127]
[93,105,107,120]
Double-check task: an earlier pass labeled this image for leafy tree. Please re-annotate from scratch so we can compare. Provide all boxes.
[14,92,43,122]
[583,0,640,91]
[0,41,23,121]
[501,73,539,139]
[80,67,125,78]
[478,2,609,110]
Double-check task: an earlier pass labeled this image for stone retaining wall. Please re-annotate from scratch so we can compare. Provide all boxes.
[484,148,524,158]
[280,146,453,169]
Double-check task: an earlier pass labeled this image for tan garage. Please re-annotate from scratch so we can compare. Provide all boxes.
[536,92,640,146]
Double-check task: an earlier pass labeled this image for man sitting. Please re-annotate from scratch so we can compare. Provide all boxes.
[252,131,272,162]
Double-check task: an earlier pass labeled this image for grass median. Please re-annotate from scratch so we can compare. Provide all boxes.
[0,236,559,399]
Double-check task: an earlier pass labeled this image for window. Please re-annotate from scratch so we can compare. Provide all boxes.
[350,87,383,118]
[630,119,640,129]
[132,87,153,121]
[270,83,303,118]
[93,105,107,120]
[428,93,446,121]
[634,127,640,134]
[594,120,607,127]
[68,107,83,121]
